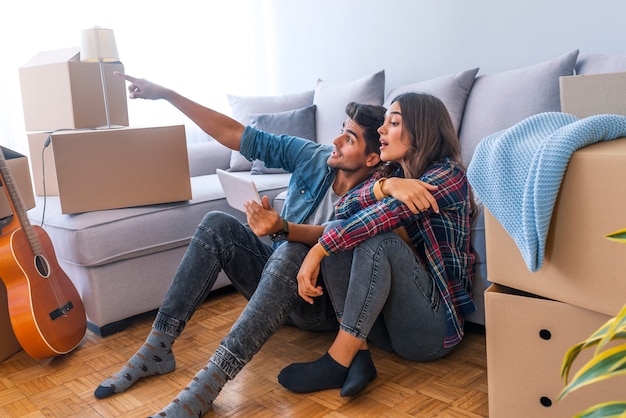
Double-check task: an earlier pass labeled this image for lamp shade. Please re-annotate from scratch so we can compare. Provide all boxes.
[80,27,119,62]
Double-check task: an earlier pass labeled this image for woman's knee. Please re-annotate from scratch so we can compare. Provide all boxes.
[358,232,405,253]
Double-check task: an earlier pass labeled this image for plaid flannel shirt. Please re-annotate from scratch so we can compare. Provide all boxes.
[318,158,476,348]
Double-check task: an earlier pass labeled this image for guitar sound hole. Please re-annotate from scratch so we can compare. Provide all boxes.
[34,255,50,277]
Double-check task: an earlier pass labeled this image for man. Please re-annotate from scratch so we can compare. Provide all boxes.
[95,73,386,417]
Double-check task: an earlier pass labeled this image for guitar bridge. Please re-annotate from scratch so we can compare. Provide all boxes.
[49,301,74,320]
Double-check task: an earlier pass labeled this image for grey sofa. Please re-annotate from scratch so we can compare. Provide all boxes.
[27,49,626,336]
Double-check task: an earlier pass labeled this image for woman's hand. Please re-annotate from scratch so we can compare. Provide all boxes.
[296,244,327,304]
[384,177,439,213]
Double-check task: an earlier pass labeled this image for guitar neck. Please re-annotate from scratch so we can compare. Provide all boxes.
[0,147,40,253]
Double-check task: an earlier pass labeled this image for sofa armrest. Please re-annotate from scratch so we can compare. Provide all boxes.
[187,141,233,177]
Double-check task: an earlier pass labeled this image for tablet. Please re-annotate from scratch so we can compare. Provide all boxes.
[216,169,262,212]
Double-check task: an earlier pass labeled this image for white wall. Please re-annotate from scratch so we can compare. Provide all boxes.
[2,0,625,155]
[262,0,626,95]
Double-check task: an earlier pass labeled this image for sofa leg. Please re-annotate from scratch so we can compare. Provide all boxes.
[87,309,159,337]
[87,319,132,337]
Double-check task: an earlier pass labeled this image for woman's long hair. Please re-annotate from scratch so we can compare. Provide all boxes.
[382,92,476,218]
[384,92,462,179]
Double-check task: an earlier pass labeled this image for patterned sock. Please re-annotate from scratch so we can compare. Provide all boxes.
[150,361,228,417]
[277,352,348,393]
[94,329,176,399]
[340,349,377,397]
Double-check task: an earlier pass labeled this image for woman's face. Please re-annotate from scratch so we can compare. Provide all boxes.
[377,100,411,163]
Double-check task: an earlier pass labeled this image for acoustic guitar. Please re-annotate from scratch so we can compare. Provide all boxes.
[0,147,86,360]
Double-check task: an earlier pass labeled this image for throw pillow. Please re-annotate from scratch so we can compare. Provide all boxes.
[384,68,479,134]
[458,49,579,165]
[226,90,314,171]
[313,70,385,146]
[575,52,626,75]
[249,104,317,174]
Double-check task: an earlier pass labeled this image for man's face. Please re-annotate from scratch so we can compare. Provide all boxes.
[327,118,376,171]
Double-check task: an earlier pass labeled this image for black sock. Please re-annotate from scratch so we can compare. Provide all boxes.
[340,349,377,397]
[278,352,348,393]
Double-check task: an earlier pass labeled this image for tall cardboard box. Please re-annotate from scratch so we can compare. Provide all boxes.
[485,284,625,418]
[19,47,129,131]
[560,71,626,118]
[485,137,626,318]
[0,281,21,362]
[28,125,191,214]
[0,147,36,218]
[0,147,34,362]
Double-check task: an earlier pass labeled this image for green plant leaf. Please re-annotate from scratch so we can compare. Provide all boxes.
[598,305,626,354]
[606,228,626,243]
[559,343,626,400]
[561,306,626,383]
[575,401,626,418]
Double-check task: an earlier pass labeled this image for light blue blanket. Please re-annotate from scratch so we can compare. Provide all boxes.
[467,112,626,272]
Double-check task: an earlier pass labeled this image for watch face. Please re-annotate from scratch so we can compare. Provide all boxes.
[270,230,288,242]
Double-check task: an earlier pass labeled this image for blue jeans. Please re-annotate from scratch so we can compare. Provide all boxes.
[321,231,454,362]
[153,211,337,378]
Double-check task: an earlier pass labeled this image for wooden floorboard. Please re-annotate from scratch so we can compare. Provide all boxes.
[0,287,489,417]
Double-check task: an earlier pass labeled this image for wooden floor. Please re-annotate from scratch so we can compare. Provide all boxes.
[0,287,489,417]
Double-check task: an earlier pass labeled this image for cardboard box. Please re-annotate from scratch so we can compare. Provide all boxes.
[485,137,626,318]
[28,125,191,214]
[0,147,36,219]
[560,71,626,118]
[0,281,22,362]
[19,47,129,131]
[485,284,625,418]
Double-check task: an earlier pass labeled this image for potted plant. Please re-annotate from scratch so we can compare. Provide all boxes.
[558,229,626,418]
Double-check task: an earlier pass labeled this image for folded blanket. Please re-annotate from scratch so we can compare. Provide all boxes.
[467,112,626,272]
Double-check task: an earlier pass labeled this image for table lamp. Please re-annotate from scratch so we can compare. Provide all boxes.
[80,27,119,129]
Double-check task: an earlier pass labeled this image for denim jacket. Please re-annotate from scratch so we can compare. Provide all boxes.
[239,126,336,225]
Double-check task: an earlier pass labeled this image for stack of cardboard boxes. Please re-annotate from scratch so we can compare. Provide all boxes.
[484,73,626,417]
[20,47,192,215]
[0,47,194,363]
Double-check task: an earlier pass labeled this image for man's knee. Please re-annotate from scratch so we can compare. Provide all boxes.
[263,243,308,287]
[271,242,310,260]
[200,211,239,229]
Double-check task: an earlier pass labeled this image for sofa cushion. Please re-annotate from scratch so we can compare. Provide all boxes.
[187,140,232,177]
[249,104,317,174]
[458,50,579,166]
[384,67,479,133]
[227,90,315,171]
[313,70,385,145]
[576,52,626,74]
[27,172,292,267]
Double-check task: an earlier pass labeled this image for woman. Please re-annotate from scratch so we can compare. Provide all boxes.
[278,92,476,396]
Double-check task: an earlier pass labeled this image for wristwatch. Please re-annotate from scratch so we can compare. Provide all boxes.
[269,218,289,242]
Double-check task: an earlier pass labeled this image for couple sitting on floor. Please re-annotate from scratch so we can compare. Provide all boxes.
[94,72,476,418]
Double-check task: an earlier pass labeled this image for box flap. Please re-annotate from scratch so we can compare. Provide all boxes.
[21,47,81,68]
[0,146,26,160]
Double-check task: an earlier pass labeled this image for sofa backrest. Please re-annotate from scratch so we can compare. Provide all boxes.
[458,50,579,167]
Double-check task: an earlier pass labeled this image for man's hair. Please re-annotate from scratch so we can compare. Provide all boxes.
[345,102,386,155]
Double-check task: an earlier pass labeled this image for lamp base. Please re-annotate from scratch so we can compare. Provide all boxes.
[94,125,125,130]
